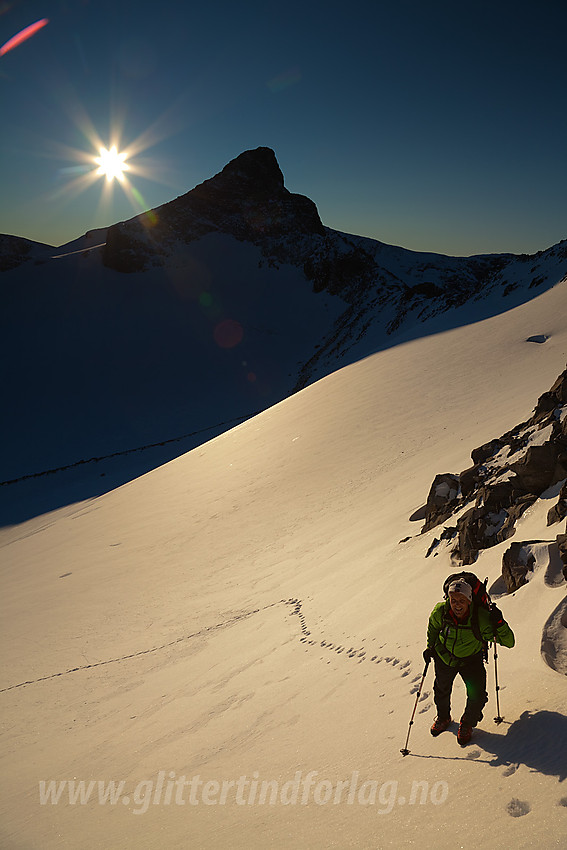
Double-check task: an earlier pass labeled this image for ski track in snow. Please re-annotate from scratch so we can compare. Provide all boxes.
[0,602,280,693]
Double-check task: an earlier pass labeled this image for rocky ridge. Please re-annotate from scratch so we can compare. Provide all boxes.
[102,147,325,273]
[0,234,52,271]
[421,368,567,590]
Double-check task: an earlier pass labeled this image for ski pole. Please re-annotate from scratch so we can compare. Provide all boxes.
[400,658,430,756]
[493,640,503,724]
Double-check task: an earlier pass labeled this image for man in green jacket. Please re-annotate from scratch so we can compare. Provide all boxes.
[424,578,515,746]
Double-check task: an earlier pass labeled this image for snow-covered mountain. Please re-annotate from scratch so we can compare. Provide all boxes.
[1,147,566,528]
[1,253,566,849]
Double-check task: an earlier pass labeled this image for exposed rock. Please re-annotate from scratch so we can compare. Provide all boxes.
[531,368,567,425]
[557,530,567,582]
[510,442,567,496]
[471,439,503,466]
[103,219,165,273]
[0,234,51,272]
[425,538,440,558]
[421,368,567,565]
[547,480,567,526]
[540,594,567,674]
[425,526,457,558]
[103,147,325,272]
[303,247,378,298]
[459,463,485,500]
[454,494,536,565]
[402,281,444,299]
[502,542,536,592]
[422,473,460,533]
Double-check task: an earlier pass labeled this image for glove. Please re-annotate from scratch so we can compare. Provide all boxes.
[489,605,504,627]
[423,647,433,663]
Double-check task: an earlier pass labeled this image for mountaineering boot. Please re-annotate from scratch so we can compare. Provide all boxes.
[430,716,451,736]
[457,722,473,746]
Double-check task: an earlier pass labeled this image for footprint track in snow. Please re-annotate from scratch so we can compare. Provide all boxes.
[285,598,414,678]
[506,799,531,817]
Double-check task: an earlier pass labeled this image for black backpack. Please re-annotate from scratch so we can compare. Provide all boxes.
[442,571,492,652]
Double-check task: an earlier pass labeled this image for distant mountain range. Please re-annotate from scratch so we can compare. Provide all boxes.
[1,147,566,521]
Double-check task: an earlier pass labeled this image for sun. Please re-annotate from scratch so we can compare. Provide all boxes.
[94,145,129,182]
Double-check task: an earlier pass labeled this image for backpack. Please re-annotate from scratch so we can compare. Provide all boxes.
[442,571,492,655]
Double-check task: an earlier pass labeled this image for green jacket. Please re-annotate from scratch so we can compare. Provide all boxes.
[427,601,515,667]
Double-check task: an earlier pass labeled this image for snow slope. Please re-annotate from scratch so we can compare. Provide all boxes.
[0,277,566,849]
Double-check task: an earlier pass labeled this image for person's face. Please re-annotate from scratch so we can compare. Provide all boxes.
[449,592,470,619]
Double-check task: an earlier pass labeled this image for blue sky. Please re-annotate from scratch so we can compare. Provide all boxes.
[1,0,566,255]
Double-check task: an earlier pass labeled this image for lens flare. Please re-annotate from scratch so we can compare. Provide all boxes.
[0,18,48,56]
[214,319,244,349]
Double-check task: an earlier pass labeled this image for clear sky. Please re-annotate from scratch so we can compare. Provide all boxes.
[1,0,566,256]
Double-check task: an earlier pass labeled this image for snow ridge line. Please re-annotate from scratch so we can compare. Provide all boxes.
[0,602,283,694]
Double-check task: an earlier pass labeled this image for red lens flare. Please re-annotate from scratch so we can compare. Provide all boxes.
[0,18,49,57]
[214,319,244,349]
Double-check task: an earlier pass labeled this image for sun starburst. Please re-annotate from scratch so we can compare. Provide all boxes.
[46,92,182,224]
[94,145,129,182]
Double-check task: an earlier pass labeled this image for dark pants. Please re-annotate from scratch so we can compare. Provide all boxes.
[433,651,488,726]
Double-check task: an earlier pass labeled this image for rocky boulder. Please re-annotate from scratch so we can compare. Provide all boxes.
[511,442,567,496]
[548,480,567,526]
[422,473,460,533]
[557,525,567,582]
[502,542,537,592]
[454,491,536,565]
[471,438,503,466]
[531,368,567,425]
[459,463,485,500]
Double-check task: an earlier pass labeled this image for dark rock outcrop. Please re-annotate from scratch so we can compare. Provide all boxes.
[0,234,52,272]
[455,489,536,565]
[511,442,567,496]
[425,526,458,558]
[103,220,165,273]
[459,463,485,500]
[420,368,567,565]
[422,473,460,532]
[557,526,567,582]
[502,542,536,592]
[548,480,567,526]
[471,438,504,466]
